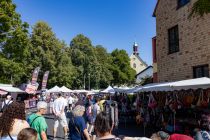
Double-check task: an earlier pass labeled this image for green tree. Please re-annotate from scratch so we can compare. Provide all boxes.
[69,34,99,89]
[190,0,210,17]
[110,49,136,86]
[30,21,75,88]
[0,0,31,85]
[95,45,113,88]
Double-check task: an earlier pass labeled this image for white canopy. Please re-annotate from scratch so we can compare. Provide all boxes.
[171,77,210,90]
[47,86,61,93]
[73,89,89,93]
[141,82,173,92]
[134,77,210,92]
[101,86,115,94]
[124,86,142,94]
[60,86,73,93]
[87,91,97,96]
[114,86,130,93]
[0,84,25,94]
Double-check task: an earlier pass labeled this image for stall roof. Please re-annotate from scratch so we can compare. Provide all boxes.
[47,86,61,93]
[171,77,210,90]
[73,90,89,93]
[134,77,210,92]
[0,84,25,93]
[60,86,73,93]
[141,82,173,92]
[101,86,115,94]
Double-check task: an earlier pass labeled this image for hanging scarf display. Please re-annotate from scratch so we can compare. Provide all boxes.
[148,93,157,109]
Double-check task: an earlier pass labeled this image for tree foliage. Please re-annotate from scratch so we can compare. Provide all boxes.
[0,0,31,85]
[30,21,75,88]
[110,49,136,86]
[190,0,210,17]
[0,0,138,89]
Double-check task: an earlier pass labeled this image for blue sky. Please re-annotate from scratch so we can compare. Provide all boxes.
[14,0,157,65]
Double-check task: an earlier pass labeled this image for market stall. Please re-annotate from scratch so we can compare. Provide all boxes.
[47,85,61,93]
[101,86,115,94]
[60,86,73,94]
[0,84,26,108]
[133,77,210,134]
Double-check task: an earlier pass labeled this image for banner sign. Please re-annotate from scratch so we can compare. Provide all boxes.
[0,90,7,95]
[31,67,40,85]
[41,71,49,90]
[25,84,38,94]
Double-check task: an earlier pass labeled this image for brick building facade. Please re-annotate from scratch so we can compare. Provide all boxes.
[153,0,210,82]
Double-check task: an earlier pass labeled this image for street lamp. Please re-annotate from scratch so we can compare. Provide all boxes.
[84,74,86,89]
[88,73,90,90]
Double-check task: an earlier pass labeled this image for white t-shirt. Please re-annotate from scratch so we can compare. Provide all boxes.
[68,96,74,104]
[93,103,100,119]
[53,97,65,115]
[63,98,68,107]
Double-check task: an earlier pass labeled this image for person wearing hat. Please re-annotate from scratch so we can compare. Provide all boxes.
[28,101,48,140]
[1,93,13,113]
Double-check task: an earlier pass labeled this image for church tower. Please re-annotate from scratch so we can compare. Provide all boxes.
[133,42,139,55]
[130,42,148,74]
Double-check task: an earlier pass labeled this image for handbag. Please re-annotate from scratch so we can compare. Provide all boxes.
[196,93,201,107]
[201,91,208,108]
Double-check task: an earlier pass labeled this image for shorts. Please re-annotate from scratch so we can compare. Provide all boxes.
[54,113,68,128]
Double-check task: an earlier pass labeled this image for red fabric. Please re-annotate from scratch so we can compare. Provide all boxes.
[169,134,193,140]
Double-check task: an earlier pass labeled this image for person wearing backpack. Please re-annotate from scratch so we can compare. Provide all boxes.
[27,101,48,140]
[1,94,13,113]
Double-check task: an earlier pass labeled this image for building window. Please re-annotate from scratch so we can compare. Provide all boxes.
[177,0,190,8]
[133,63,136,68]
[168,25,179,54]
[193,64,209,78]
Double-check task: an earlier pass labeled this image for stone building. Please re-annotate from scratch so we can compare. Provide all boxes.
[153,0,210,82]
[130,42,148,74]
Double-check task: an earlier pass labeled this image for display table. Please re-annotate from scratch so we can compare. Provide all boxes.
[29,99,37,108]
[24,99,37,109]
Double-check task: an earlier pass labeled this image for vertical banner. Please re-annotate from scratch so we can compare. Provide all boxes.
[41,71,49,90]
[31,67,40,85]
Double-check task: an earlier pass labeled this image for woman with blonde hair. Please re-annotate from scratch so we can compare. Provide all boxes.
[68,105,90,140]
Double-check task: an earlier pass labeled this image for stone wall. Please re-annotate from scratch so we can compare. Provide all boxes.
[155,0,210,82]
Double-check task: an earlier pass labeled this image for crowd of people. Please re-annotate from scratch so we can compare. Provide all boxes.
[0,92,209,140]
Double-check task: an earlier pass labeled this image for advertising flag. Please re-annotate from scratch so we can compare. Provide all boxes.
[31,67,40,85]
[41,71,49,90]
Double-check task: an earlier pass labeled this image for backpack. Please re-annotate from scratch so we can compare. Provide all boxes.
[1,100,12,112]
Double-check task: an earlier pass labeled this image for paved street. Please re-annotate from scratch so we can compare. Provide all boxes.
[27,107,156,140]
